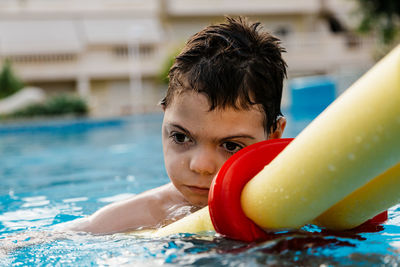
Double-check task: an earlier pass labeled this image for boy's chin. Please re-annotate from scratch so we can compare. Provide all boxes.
[187,196,208,208]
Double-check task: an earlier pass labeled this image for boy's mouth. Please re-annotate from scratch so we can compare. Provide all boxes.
[186,185,209,195]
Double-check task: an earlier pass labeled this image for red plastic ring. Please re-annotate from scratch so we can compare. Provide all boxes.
[208,138,294,242]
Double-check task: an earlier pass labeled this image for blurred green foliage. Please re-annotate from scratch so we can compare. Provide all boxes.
[357,0,400,44]
[0,59,24,99]
[5,94,88,119]
[158,46,183,85]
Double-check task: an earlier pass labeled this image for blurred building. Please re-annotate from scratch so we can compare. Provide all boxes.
[0,0,376,116]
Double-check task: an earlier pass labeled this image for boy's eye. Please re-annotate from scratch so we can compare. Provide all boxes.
[171,132,190,144]
[222,142,243,154]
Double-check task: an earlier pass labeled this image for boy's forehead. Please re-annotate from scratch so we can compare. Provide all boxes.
[167,89,262,114]
[166,90,212,114]
[163,91,265,134]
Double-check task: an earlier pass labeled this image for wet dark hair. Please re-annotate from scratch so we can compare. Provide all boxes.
[160,17,287,134]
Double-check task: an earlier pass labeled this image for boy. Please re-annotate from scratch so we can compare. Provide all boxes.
[69,17,287,234]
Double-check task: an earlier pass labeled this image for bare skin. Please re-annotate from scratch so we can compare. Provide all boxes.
[68,91,286,234]
[68,184,192,234]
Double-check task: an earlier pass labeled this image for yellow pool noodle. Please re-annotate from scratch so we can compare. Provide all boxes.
[314,162,400,230]
[154,45,400,237]
[154,206,214,237]
[241,44,400,230]
[154,162,400,237]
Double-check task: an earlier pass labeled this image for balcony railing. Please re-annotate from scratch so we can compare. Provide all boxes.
[281,31,375,76]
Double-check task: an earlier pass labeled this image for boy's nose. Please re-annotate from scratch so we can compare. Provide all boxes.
[189,147,218,176]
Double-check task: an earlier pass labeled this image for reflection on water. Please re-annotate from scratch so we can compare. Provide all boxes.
[2,223,400,266]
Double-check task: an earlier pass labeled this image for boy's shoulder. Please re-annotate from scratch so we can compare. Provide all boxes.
[114,183,187,225]
[68,183,188,234]
[141,183,197,225]
[137,183,185,206]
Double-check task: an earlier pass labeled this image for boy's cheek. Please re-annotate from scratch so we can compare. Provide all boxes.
[165,156,186,182]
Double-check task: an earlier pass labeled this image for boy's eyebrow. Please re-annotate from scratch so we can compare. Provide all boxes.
[220,135,256,141]
[167,123,191,135]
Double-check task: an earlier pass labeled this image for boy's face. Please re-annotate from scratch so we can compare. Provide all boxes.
[162,91,285,207]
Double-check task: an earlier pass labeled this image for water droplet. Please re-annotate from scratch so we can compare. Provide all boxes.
[355,136,362,143]
[8,190,18,199]
[126,175,135,182]
[328,164,336,171]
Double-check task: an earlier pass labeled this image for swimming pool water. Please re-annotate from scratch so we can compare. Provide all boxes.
[1,112,400,266]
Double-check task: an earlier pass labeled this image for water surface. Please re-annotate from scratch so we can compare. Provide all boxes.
[1,112,400,266]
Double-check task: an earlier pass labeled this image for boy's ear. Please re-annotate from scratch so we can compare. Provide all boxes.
[268,117,286,139]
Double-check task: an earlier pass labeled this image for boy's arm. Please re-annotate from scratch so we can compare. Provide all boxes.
[66,183,179,234]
